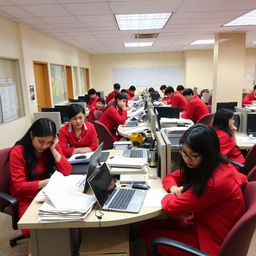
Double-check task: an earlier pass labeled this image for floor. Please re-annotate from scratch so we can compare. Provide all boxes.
[0,212,255,256]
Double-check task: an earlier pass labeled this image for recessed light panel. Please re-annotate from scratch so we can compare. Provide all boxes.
[191,40,214,45]
[223,10,256,26]
[115,13,172,30]
[124,42,153,47]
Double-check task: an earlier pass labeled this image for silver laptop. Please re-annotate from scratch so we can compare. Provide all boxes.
[124,120,139,127]
[88,163,147,213]
[123,148,148,160]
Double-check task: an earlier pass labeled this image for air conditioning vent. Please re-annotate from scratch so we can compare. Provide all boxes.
[134,33,159,39]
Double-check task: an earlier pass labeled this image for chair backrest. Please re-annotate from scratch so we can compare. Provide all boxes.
[247,166,256,181]
[206,104,212,113]
[94,120,114,150]
[0,148,11,211]
[93,110,103,120]
[199,89,209,97]
[244,143,256,174]
[196,113,214,126]
[219,181,256,256]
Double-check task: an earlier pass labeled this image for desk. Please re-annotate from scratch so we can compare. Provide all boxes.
[236,132,256,150]
[18,151,165,256]
[117,122,150,139]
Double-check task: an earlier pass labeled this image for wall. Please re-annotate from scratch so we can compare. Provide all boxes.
[0,17,91,148]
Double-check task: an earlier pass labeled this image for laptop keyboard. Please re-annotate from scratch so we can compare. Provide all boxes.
[125,121,138,127]
[108,189,135,209]
[130,149,144,158]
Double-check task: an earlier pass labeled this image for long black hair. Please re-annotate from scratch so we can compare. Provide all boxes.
[14,118,57,181]
[213,108,234,137]
[105,92,128,111]
[180,123,227,196]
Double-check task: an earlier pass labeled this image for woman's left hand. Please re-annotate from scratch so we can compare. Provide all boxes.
[50,136,59,150]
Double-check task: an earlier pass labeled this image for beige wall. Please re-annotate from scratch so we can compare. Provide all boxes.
[0,17,91,149]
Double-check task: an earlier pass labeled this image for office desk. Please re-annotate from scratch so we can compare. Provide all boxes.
[236,132,256,150]
[118,122,151,138]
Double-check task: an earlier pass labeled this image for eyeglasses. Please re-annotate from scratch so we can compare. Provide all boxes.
[178,148,201,161]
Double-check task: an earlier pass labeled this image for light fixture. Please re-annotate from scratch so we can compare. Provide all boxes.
[115,13,172,30]
[251,41,256,44]
[124,42,153,47]
[223,9,256,26]
[191,40,214,45]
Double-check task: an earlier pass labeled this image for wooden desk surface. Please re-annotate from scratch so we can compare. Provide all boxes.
[236,132,256,150]
[118,122,150,138]
[18,178,165,230]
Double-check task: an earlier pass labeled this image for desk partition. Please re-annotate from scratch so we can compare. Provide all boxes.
[155,131,167,180]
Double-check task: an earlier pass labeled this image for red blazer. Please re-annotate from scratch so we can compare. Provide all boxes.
[87,95,99,109]
[216,129,245,165]
[127,89,135,100]
[181,96,209,122]
[242,92,256,105]
[166,92,188,111]
[99,105,127,140]
[59,121,98,157]
[162,163,248,256]
[10,144,71,219]
[106,91,118,104]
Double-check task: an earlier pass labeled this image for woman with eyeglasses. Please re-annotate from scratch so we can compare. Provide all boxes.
[140,124,247,256]
[213,108,245,169]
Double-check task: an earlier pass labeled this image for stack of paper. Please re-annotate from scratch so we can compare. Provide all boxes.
[106,156,147,168]
[38,172,96,223]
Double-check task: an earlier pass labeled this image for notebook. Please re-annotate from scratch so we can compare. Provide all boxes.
[122,148,148,160]
[88,163,147,213]
[106,155,147,168]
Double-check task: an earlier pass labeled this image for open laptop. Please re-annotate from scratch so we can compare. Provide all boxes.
[123,148,148,160]
[88,163,147,213]
[124,120,139,127]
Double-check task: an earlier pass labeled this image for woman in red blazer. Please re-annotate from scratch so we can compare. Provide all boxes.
[59,104,98,157]
[213,108,245,168]
[99,92,128,141]
[9,118,72,254]
[140,124,247,256]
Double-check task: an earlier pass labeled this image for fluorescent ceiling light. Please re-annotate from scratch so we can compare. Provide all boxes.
[223,9,256,26]
[115,13,172,30]
[191,40,214,45]
[124,42,153,47]
[251,41,256,44]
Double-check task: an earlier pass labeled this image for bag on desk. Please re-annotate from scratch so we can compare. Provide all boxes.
[68,152,94,164]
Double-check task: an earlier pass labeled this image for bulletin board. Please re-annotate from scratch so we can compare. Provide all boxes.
[112,66,182,87]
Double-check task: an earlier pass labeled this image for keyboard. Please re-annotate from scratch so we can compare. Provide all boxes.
[124,121,138,127]
[108,189,135,209]
[130,149,144,158]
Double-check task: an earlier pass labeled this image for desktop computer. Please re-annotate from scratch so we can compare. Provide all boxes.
[233,112,242,132]
[216,102,237,112]
[247,113,256,136]
[160,129,171,174]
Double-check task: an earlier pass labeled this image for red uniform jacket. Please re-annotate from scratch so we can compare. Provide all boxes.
[59,121,98,157]
[106,91,118,104]
[181,96,209,122]
[87,106,103,121]
[216,129,245,165]
[162,163,247,256]
[242,92,256,105]
[87,95,99,109]
[166,92,188,111]
[127,89,135,100]
[10,145,71,220]
[99,105,127,141]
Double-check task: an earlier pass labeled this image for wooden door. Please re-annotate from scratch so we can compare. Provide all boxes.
[66,66,74,100]
[85,68,90,91]
[33,62,51,111]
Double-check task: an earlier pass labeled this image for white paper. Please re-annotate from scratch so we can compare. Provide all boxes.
[143,189,166,208]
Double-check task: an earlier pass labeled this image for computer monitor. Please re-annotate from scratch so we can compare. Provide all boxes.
[160,129,171,174]
[78,95,90,103]
[154,106,180,119]
[216,102,237,112]
[33,112,62,132]
[54,105,70,123]
[247,113,256,135]
[155,131,167,180]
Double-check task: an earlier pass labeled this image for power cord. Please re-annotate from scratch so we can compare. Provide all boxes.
[95,208,104,227]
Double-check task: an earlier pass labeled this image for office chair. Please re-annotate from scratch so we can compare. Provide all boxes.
[196,113,214,126]
[150,181,256,256]
[247,166,256,181]
[93,110,103,120]
[94,120,114,150]
[0,148,25,247]
[199,89,209,98]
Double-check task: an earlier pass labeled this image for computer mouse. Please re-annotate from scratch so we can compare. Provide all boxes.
[75,155,87,160]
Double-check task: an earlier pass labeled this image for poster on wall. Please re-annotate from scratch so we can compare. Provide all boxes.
[27,68,36,102]
[29,84,35,101]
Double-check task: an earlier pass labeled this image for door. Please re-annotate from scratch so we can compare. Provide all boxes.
[66,66,74,100]
[33,62,51,111]
[85,68,90,92]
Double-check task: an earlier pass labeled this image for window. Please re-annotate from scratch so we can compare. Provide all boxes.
[73,66,79,97]
[79,67,87,95]
[0,58,24,123]
[50,64,67,104]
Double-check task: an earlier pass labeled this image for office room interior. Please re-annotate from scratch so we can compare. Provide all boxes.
[0,0,256,255]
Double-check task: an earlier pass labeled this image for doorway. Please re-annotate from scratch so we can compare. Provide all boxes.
[66,66,74,100]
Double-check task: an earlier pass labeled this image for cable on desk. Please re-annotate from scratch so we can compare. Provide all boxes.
[95,208,104,227]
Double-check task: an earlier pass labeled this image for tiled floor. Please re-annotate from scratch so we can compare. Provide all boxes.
[0,212,255,256]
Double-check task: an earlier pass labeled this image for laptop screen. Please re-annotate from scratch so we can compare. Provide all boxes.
[88,163,116,207]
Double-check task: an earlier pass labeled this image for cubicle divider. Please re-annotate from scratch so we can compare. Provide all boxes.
[155,131,167,180]
[33,112,62,132]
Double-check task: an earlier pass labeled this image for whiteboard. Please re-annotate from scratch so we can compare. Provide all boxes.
[112,66,182,87]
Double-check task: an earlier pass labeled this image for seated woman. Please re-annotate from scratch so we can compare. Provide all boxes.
[213,108,245,168]
[59,104,98,157]
[87,97,105,121]
[9,118,72,255]
[99,92,128,141]
[140,123,247,256]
